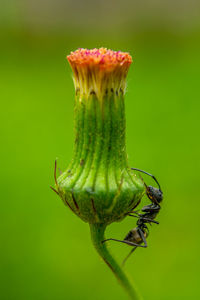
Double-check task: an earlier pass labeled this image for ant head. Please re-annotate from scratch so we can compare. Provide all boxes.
[135,171,163,204]
[146,186,163,204]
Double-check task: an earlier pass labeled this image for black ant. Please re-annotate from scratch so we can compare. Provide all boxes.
[102,168,163,265]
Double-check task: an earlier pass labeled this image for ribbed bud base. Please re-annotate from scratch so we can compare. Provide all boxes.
[57,90,144,224]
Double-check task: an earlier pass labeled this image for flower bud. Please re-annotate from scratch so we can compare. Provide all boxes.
[55,48,144,225]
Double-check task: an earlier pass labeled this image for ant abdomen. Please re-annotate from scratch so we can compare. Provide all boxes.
[124,228,144,245]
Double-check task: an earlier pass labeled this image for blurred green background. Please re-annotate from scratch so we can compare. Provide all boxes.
[1,1,200,299]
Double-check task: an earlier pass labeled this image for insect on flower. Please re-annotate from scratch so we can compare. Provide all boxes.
[102,168,163,265]
[51,47,160,298]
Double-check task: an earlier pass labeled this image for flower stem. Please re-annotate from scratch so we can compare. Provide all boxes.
[90,223,142,300]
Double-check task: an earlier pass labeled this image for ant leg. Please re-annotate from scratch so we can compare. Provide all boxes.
[128,213,139,218]
[128,211,141,217]
[140,218,159,224]
[142,204,160,212]
[129,215,160,224]
[102,238,146,248]
[128,213,159,224]
[131,167,161,191]
[128,209,140,214]
[122,229,148,266]
[125,209,140,216]
[138,228,148,247]
[122,246,137,267]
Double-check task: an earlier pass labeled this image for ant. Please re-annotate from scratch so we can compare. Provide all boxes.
[102,168,163,265]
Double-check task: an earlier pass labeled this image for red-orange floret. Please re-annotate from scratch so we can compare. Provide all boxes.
[67,48,132,71]
[67,48,132,96]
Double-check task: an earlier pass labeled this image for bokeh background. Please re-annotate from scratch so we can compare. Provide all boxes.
[1,1,200,299]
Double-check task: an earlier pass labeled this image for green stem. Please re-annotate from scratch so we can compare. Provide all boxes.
[90,223,142,300]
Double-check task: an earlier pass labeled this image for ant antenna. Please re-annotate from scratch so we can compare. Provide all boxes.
[138,174,148,189]
[131,168,162,191]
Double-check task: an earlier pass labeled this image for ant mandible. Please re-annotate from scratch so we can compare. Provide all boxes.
[102,168,163,265]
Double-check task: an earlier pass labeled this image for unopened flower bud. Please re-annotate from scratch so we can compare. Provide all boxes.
[55,48,144,225]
